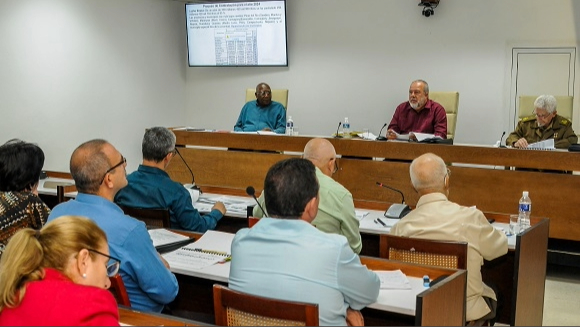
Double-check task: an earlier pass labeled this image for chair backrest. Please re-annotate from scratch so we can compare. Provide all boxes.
[245,88,289,110]
[119,206,171,228]
[429,91,459,140]
[213,284,319,326]
[56,184,77,203]
[518,95,573,121]
[380,234,468,270]
[109,274,131,307]
[248,217,260,228]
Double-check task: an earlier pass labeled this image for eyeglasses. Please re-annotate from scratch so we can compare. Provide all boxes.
[532,110,552,119]
[87,249,121,277]
[444,168,451,182]
[100,155,126,184]
[169,148,177,156]
[258,91,272,96]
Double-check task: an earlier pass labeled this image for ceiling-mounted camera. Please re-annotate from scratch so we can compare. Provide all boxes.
[419,0,440,17]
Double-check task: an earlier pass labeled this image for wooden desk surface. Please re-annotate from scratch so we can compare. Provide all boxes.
[118,306,207,326]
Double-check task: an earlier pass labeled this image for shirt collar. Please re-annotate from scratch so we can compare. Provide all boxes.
[137,164,170,177]
[416,192,448,208]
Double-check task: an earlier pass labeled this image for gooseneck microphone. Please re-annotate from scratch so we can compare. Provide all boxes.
[334,122,343,138]
[376,123,388,141]
[174,147,202,193]
[498,131,507,148]
[246,186,268,217]
[376,182,411,219]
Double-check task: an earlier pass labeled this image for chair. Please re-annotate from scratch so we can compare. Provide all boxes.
[119,205,171,228]
[213,284,319,326]
[109,274,131,306]
[518,95,573,121]
[56,184,77,203]
[379,234,468,270]
[248,217,259,227]
[429,91,459,140]
[245,88,289,110]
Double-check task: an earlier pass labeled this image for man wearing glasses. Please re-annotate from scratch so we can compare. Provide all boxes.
[233,82,287,134]
[252,138,362,254]
[506,94,577,149]
[115,127,226,232]
[390,153,507,326]
[47,139,178,313]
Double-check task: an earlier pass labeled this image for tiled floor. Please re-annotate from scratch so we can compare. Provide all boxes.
[542,264,580,326]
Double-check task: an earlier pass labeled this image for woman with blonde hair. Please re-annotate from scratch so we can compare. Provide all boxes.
[0,216,120,325]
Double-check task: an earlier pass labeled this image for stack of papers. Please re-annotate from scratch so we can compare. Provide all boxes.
[526,139,555,150]
[375,269,412,289]
[162,230,234,270]
[194,195,255,217]
[148,229,189,247]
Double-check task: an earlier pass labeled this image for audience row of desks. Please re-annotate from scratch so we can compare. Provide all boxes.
[167,130,577,242]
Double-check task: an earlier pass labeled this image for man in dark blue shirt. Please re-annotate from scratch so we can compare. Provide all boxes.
[234,83,286,133]
[115,127,226,232]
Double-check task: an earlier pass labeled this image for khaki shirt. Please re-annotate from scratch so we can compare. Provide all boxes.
[506,114,577,149]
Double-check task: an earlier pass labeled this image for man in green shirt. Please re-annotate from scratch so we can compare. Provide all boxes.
[253,138,362,253]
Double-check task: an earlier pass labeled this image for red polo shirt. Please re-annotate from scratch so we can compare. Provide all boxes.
[388,100,447,139]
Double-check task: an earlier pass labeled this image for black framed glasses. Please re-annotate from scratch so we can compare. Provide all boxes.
[100,155,126,184]
[88,249,121,277]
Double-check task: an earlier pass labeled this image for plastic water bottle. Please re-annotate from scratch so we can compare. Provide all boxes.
[285,116,294,136]
[342,117,351,138]
[518,191,531,230]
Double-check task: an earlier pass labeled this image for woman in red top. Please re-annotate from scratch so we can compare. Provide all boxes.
[0,216,120,326]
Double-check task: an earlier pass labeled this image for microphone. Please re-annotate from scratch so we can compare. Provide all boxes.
[174,147,202,193]
[376,182,411,219]
[246,186,268,217]
[334,122,343,138]
[498,131,506,148]
[376,123,388,141]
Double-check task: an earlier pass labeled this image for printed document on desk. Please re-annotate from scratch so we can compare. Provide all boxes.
[526,138,555,150]
[162,230,234,270]
[376,270,412,290]
[194,193,255,218]
[148,229,189,247]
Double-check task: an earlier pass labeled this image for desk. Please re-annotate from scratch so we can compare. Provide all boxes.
[118,306,206,326]
[161,229,466,326]
[167,130,578,242]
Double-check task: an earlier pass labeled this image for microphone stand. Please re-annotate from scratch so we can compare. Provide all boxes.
[334,122,343,138]
[498,131,507,148]
[174,147,203,193]
[246,186,267,217]
[376,182,411,219]
[376,123,388,141]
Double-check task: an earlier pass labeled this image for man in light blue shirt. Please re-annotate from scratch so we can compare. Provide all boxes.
[229,158,379,326]
[48,139,178,313]
[234,83,286,133]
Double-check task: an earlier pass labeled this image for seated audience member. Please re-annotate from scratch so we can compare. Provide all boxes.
[252,138,362,253]
[229,158,379,326]
[386,79,447,140]
[234,82,286,134]
[506,94,577,149]
[115,127,226,232]
[0,216,119,326]
[47,139,178,313]
[390,153,507,325]
[0,139,50,254]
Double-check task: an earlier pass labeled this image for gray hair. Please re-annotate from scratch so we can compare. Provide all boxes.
[534,95,557,114]
[409,153,447,191]
[411,79,429,94]
[70,139,110,194]
[142,127,176,162]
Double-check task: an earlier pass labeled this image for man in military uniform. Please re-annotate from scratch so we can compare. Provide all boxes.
[506,94,577,149]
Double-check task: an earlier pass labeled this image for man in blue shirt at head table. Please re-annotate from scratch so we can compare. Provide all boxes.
[229,158,379,326]
[115,126,226,232]
[234,82,286,134]
[47,139,178,313]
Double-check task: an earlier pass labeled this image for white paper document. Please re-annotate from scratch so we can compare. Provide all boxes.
[357,132,378,140]
[355,210,369,221]
[375,269,412,290]
[526,138,555,150]
[148,229,189,247]
[194,194,255,217]
[162,230,234,270]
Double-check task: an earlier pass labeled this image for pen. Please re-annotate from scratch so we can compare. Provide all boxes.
[376,218,387,227]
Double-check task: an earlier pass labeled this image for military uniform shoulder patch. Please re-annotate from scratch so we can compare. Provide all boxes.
[522,115,536,122]
[560,118,570,126]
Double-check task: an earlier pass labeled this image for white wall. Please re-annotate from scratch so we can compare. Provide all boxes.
[185,0,580,145]
[0,0,186,172]
[1,0,579,173]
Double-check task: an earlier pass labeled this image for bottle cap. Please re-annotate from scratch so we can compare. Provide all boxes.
[523,191,529,197]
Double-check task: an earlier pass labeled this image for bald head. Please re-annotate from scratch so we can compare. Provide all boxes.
[409,153,448,195]
[70,139,119,195]
[303,138,337,175]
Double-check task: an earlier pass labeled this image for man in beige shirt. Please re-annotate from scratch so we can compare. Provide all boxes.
[390,153,507,325]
